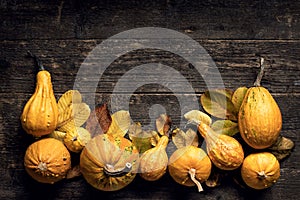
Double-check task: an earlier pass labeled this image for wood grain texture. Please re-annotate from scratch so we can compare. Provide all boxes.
[0,0,300,199]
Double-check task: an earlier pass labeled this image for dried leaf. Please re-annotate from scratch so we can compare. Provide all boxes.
[57,103,91,132]
[200,89,238,121]
[156,114,172,136]
[186,129,199,147]
[106,110,131,137]
[211,120,239,136]
[172,128,186,149]
[172,128,198,149]
[58,90,82,120]
[85,103,113,137]
[184,110,212,126]
[232,87,248,111]
[268,136,295,161]
[66,165,82,179]
[205,170,222,188]
[48,130,66,142]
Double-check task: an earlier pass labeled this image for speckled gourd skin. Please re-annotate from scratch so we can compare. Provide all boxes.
[238,87,282,149]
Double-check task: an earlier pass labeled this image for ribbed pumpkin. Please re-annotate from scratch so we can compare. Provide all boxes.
[168,146,212,192]
[139,135,169,181]
[198,123,244,170]
[241,152,280,189]
[238,87,282,149]
[80,134,139,191]
[24,138,71,184]
[21,55,58,137]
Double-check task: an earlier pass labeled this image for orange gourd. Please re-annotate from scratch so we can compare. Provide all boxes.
[80,134,139,191]
[241,152,280,189]
[168,146,212,192]
[24,138,71,184]
[21,53,58,137]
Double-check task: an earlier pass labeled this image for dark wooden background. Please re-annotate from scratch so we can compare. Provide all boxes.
[0,0,299,199]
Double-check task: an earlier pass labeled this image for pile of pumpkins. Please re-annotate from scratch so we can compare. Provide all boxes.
[21,55,288,192]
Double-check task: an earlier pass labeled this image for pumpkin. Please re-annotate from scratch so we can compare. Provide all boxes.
[241,152,280,189]
[80,134,139,191]
[238,87,282,149]
[198,122,244,170]
[139,135,169,181]
[168,146,212,192]
[24,138,71,184]
[21,54,58,137]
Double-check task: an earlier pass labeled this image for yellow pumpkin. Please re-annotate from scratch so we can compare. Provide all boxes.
[241,152,280,189]
[80,134,139,191]
[24,138,71,184]
[21,66,58,137]
[139,135,169,181]
[238,87,282,149]
[168,146,212,192]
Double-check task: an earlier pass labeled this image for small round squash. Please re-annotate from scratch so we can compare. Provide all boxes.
[241,152,280,190]
[24,138,71,184]
[80,134,139,191]
[168,146,212,192]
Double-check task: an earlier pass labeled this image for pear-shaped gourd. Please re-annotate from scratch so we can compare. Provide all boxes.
[198,123,244,170]
[21,53,58,137]
[139,135,169,181]
[238,58,282,149]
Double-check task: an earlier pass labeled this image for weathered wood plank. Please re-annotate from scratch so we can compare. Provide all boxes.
[1,40,300,96]
[0,0,300,40]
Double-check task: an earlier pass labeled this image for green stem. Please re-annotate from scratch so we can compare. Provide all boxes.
[253,57,265,87]
[27,51,45,71]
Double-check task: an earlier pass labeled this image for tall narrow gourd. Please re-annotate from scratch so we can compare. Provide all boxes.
[21,52,58,137]
[238,58,282,149]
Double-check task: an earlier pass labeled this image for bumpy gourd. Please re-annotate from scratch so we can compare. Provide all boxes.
[168,146,212,192]
[241,152,280,189]
[80,134,139,191]
[21,55,58,137]
[139,135,169,181]
[198,123,244,170]
[24,138,71,184]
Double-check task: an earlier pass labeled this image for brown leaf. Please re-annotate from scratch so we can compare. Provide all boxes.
[156,114,172,136]
[211,120,239,136]
[200,89,238,121]
[85,103,112,137]
[268,136,295,161]
[66,165,82,179]
[96,103,112,133]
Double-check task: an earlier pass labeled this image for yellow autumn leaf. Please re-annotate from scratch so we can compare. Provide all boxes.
[106,110,131,137]
[184,110,212,126]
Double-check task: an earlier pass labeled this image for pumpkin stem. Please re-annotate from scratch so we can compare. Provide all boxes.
[37,162,48,171]
[253,57,265,87]
[103,162,132,177]
[257,171,268,180]
[188,168,204,192]
[27,51,45,71]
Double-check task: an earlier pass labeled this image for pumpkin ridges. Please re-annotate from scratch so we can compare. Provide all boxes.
[24,138,71,184]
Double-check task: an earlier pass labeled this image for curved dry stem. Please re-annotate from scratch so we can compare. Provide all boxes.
[188,168,204,192]
[254,57,265,87]
[103,162,132,177]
